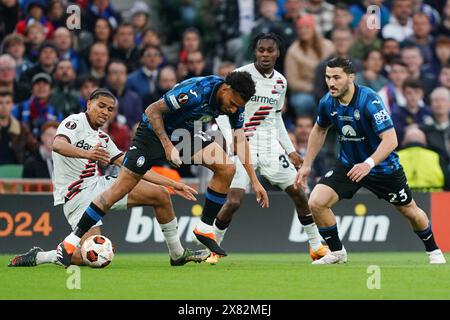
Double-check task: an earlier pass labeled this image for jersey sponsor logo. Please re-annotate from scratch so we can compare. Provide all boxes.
[136,156,145,167]
[339,125,365,142]
[177,93,189,105]
[65,121,77,130]
[75,140,92,150]
[250,95,279,106]
[373,109,390,125]
[338,116,354,121]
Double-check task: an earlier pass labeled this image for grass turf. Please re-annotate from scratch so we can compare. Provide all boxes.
[1,252,449,300]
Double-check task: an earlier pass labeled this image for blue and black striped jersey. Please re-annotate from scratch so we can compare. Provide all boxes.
[142,76,245,135]
[317,84,400,175]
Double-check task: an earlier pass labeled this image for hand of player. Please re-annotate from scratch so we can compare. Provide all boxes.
[295,165,311,191]
[252,181,269,208]
[172,182,198,201]
[164,144,182,168]
[288,152,303,169]
[86,142,110,165]
[347,162,371,182]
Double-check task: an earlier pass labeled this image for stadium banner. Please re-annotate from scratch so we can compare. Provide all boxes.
[0,192,445,253]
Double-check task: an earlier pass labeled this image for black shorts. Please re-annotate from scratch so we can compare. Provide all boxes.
[318,163,413,206]
[122,121,215,175]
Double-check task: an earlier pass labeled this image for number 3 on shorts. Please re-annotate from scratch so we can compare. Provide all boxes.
[388,188,408,203]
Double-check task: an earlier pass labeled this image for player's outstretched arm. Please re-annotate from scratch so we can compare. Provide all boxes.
[233,128,269,208]
[347,128,398,182]
[112,155,198,201]
[53,136,110,164]
[295,123,328,190]
[145,100,182,167]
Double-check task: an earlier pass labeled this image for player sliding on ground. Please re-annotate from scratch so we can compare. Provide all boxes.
[9,89,206,267]
[55,72,269,267]
[296,57,446,265]
[212,33,329,264]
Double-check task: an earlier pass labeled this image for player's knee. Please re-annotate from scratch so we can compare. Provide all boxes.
[308,196,325,213]
[154,185,171,206]
[226,196,242,212]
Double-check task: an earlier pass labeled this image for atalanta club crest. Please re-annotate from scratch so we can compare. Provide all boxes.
[65,121,77,130]
[177,93,189,104]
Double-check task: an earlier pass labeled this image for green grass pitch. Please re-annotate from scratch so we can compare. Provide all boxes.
[1,252,449,300]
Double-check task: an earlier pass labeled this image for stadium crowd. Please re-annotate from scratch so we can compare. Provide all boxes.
[0,0,449,191]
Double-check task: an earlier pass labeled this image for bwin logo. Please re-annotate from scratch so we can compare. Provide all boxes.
[342,125,357,137]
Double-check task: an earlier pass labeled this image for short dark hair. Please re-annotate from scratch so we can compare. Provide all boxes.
[89,88,117,105]
[225,71,256,102]
[390,58,408,69]
[403,78,423,90]
[75,74,99,90]
[326,57,355,74]
[251,32,283,52]
[140,44,162,58]
[0,91,13,99]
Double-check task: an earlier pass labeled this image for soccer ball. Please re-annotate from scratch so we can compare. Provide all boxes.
[81,235,115,268]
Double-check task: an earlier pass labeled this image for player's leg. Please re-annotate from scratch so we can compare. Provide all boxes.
[57,168,141,267]
[192,141,236,256]
[125,179,207,265]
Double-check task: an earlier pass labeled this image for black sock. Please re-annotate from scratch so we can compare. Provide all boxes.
[318,224,343,251]
[214,216,230,230]
[201,188,227,225]
[74,203,106,238]
[414,224,439,252]
[299,214,314,226]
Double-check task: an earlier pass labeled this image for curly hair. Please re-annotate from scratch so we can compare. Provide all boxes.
[225,71,256,102]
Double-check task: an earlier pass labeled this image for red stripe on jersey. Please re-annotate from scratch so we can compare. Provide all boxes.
[276,79,283,83]
[250,116,265,121]
[81,168,96,175]
[259,106,273,110]
[67,179,83,191]
[245,122,261,127]
[244,127,256,132]
[80,172,95,179]
[254,111,270,116]
[67,189,81,200]
[272,90,279,94]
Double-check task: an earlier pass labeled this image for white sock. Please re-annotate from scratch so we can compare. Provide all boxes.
[160,218,184,259]
[195,220,214,234]
[64,232,81,248]
[213,223,227,245]
[303,222,322,251]
[36,250,58,265]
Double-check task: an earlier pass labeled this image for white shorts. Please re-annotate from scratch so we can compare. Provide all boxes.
[230,143,297,191]
[63,176,128,230]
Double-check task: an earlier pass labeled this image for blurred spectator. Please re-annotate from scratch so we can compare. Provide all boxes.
[184,51,211,80]
[433,36,450,73]
[15,0,54,38]
[50,59,80,117]
[348,14,382,61]
[141,28,161,49]
[349,0,390,30]
[355,49,389,92]
[378,59,409,113]
[285,15,334,116]
[142,65,178,107]
[1,33,33,79]
[177,27,202,78]
[421,87,450,165]
[127,45,163,100]
[106,60,142,129]
[21,42,58,86]
[411,0,441,28]
[401,45,436,98]
[110,23,140,73]
[0,54,31,103]
[281,0,303,46]
[382,0,413,42]
[392,79,433,144]
[0,0,20,42]
[0,91,38,164]
[439,63,450,90]
[22,120,58,178]
[216,61,236,79]
[47,0,66,29]
[435,0,450,37]
[13,72,62,137]
[402,12,435,68]
[53,27,81,73]
[325,2,353,39]
[78,17,114,53]
[397,127,450,191]
[125,1,151,46]
[76,74,99,110]
[81,42,109,86]
[82,0,121,33]
[302,0,334,36]
[314,27,361,100]
[101,107,130,152]
[24,22,46,62]
[381,38,401,66]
